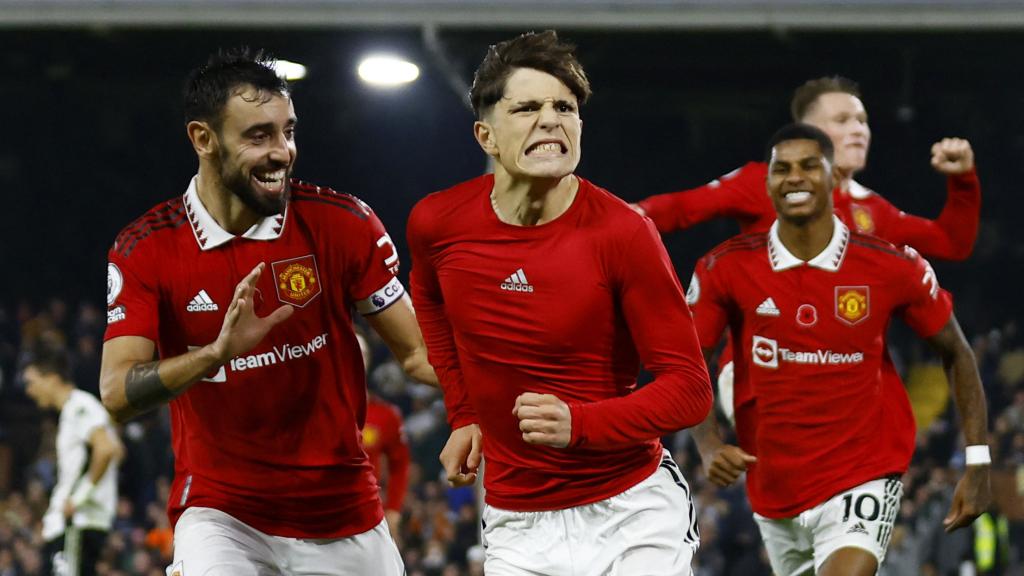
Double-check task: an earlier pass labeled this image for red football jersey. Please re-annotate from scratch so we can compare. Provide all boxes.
[638,161,981,261]
[362,395,410,513]
[104,177,406,538]
[689,217,952,518]
[408,174,712,512]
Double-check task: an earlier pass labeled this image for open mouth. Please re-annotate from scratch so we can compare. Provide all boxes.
[252,169,287,193]
[526,141,567,156]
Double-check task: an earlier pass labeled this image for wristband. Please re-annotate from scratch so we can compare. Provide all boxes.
[965,445,991,466]
[69,478,96,508]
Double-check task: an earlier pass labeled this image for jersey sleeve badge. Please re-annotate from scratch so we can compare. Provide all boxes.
[272,255,322,308]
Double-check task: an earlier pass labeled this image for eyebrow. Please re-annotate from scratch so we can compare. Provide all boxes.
[506,98,576,108]
[241,117,297,136]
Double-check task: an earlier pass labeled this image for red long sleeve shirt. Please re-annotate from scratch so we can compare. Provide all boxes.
[408,174,712,511]
[638,161,981,261]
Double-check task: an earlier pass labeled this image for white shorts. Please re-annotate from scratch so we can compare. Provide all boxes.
[481,450,699,576]
[754,477,903,576]
[168,507,403,576]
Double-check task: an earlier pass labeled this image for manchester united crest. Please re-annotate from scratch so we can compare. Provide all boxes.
[851,206,875,234]
[835,286,870,325]
[272,255,322,308]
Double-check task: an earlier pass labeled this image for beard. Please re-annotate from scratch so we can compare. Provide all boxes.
[218,148,291,217]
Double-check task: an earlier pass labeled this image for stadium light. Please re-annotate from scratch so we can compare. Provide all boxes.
[274,59,307,81]
[357,55,420,87]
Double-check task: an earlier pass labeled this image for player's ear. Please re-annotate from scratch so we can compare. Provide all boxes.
[473,120,498,157]
[187,120,218,160]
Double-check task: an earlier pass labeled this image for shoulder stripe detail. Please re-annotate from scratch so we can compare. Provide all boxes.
[849,236,907,259]
[705,234,767,270]
[117,200,184,243]
[114,203,188,257]
[291,194,368,220]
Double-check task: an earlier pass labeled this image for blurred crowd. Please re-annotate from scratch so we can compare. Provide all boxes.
[0,298,1021,575]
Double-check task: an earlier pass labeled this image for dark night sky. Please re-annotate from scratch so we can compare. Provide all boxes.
[2,27,1022,334]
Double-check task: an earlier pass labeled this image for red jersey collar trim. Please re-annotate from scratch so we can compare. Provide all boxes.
[768,215,849,272]
[183,176,287,251]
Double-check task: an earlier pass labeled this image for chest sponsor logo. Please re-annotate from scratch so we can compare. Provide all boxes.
[752,335,864,369]
[756,297,780,317]
[796,304,818,327]
[107,263,123,306]
[752,335,778,368]
[836,286,870,326]
[195,332,329,382]
[272,255,322,308]
[107,305,126,324]
[501,268,534,293]
[186,290,219,312]
[851,205,875,234]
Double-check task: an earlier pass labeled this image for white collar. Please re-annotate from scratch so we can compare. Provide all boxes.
[183,176,287,251]
[768,215,849,272]
[848,179,873,200]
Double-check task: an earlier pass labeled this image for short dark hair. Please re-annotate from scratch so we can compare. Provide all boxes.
[766,123,835,164]
[469,30,592,119]
[25,341,72,382]
[790,76,861,121]
[183,47,289,129]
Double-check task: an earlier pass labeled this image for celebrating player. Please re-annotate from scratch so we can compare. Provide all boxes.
[100,48,435,575]
[408,30,712,575]
[688,123,990,576]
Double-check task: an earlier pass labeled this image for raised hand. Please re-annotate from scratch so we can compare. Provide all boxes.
[211,263,294,362]
[931,138,975,175]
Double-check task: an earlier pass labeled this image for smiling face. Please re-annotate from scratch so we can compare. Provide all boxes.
[475,67,582,181]
[767,138,834,225]
[800,92,870,175]
[213,86,297,216]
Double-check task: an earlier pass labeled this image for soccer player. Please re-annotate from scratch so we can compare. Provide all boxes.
[636,76,980,260]
[638,76,981,439]
[688,123,991,576]
[100,48,435,575]
[408,31,712,575]
[24,343,124,576]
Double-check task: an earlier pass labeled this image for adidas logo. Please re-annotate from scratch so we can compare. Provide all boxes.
[847,521,869,535]
[500,268,534,293]
[756,297,780,317]
[187,290,220,312]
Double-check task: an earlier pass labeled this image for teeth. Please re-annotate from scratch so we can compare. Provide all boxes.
[255,170,286,183]
[529,142,562,154]
[784,191,812,204]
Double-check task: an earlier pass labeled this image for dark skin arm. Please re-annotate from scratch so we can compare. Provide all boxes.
[926,315,991,532]
[690,346,756,487]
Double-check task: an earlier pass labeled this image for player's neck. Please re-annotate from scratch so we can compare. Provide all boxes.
[777,213,835,261]
[490,171,578,226]
[834,167,854,193]
[53,385,73,411]
[196,168,263,235]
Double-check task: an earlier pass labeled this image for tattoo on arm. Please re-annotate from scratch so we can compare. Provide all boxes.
[125,361,174,413]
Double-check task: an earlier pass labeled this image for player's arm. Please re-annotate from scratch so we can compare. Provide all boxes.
[633,162,769,233]
[517,220,712,449]
[365,295,438,387]
[101,263,293,422]
[64,425,125,517]
[883,138,980,261]
[407,202,481,486]
[925,315,992,532]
